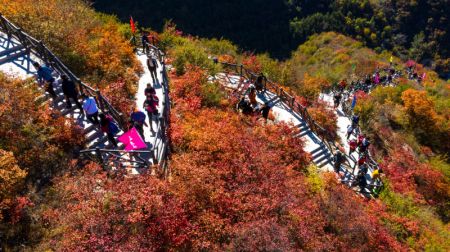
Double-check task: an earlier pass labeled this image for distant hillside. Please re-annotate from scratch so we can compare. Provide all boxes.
[92,0,450,77]
[92,0,299,59]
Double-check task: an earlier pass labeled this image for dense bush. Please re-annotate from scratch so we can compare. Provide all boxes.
[0,0,142,101]
[0,74,83,249]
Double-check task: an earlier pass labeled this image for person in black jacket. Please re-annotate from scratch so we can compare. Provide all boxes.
[147,55,159,84]
[333,151,345,173]
[61,75,83,111]
[141,31,150,54]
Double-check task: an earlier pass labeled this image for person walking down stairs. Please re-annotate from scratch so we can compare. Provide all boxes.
[61,75,83,111]
[143,94,159,135]
[82,94,99,124]
[147,55,159,85]
[99,113,119,148]
[33,62,57,98]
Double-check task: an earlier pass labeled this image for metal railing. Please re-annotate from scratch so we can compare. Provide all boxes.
[216,61,382,191]
[134,38,172,178]
[0,15,172,176]
[0,14,127,129]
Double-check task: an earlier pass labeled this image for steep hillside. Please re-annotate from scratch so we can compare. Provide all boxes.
[93,0,450,77]
[0,0,449,251]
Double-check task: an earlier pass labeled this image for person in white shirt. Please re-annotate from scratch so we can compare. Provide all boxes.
[82,94,99,124]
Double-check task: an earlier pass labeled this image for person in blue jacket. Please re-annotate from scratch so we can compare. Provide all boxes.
[33,62,57,98]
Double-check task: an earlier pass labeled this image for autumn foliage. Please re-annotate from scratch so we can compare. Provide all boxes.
[0,0,143,115]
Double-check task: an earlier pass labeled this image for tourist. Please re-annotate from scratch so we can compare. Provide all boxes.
[82,94,99,124]
[99,113,119,147]
[147,55,159,84]
[61,75,82,111]
[143,94,159,134]
[33,62,57,98]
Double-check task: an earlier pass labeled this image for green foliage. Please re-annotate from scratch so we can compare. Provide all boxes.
[199,38,238,57]
[172,42,218,75]
[201,82,225,108]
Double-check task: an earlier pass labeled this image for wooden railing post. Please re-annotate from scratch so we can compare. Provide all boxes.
[95,147,106,170]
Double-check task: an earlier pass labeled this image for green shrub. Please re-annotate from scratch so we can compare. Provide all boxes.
[201,82,225,108]
[172,42,218,75]
[199,38,238,57]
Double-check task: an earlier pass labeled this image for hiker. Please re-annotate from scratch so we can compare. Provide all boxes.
[356,134,365,147]
[371,167,381,181]
[346,125,354,139]
[364,75,371,86]
[359,137,370,153]
[351,114,360,128]
[348,139,357,155]
[143,94,159,134]
[357,154,367,167]
[333,92,342,109]
[60,75,82,111]
[338,79,347,92]
[144,83,156,97]
[374,71,380,85]
[130,109,148,139]
[82,94,99,124]
[99,113,119,147]
[248,86,258,108]
[147,55,159,84]
[356,168,368,192]
[33,62,57,98]
[333,151,345,173]
[254,74,266,93]
[260,103,273,121]
[141,31,150,54]
[237,97,253,115]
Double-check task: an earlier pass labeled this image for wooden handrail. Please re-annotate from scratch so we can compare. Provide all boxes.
[217,60,380,177]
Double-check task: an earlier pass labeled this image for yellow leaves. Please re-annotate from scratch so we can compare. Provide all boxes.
[401,89,436,119]
[0,149,27,220]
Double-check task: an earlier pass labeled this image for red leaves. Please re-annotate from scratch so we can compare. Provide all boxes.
[10,197,33,224]
[170,67,207,113]
[40,163,193,251]
[242,54,262,73]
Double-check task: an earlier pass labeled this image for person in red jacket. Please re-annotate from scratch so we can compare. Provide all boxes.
[348,139,357,155]
[99,113,118,147]
[143,94,159,134]
[358,154,367,167]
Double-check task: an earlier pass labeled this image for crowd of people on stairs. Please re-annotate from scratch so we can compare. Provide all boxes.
[31,47,162,151]
[236,73,275,122]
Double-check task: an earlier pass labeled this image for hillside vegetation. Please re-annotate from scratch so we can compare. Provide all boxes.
[93,0,450,77]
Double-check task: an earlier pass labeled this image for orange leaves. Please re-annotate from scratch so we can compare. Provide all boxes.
[402,90,435,118]
[242,54,262,73]
[401,89,448,151]
[0,150,27,221]
[307,102,338,141]
[297,73,330,103]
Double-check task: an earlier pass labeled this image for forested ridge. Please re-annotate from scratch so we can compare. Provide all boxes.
[0,0,449,251]
[93,0,450,78]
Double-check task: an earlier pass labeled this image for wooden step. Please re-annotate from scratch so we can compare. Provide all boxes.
[314,152,332,165]
[0,50,27,65]
[0,44,24,58]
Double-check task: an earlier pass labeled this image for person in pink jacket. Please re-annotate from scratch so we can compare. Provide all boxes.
[143,94,159,134]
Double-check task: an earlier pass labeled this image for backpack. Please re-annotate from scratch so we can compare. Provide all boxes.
[108,121,120,135]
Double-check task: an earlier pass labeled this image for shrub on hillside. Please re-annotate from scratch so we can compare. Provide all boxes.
[0,0,142,95]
